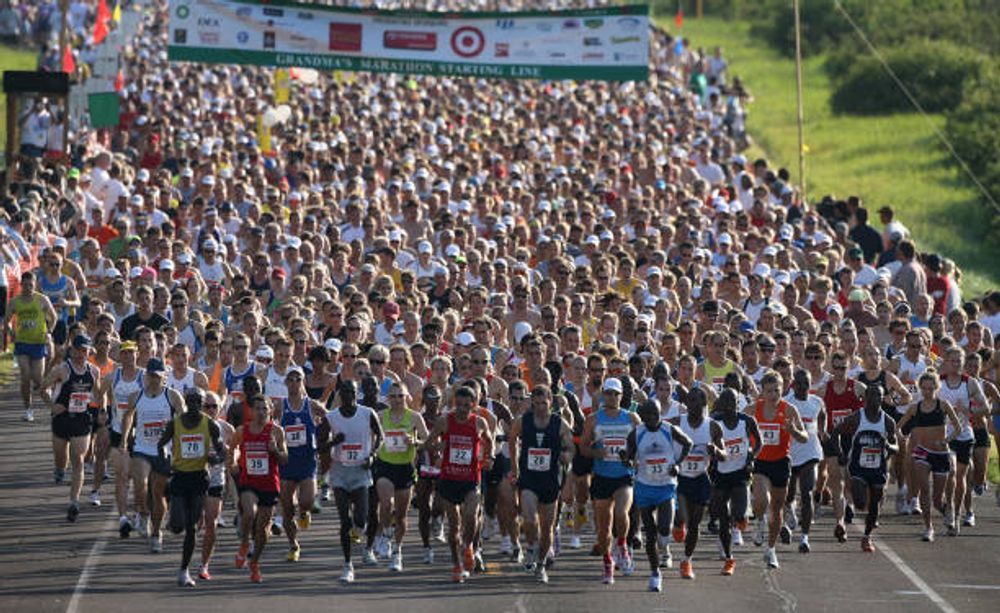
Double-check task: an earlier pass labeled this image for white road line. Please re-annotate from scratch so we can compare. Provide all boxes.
[66,514,115,613]
[876,539,959,613]
[937,584,1000,590]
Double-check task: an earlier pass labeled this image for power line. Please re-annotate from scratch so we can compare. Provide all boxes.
[832,0,1000,214]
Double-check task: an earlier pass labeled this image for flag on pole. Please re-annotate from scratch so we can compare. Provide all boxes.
[62,45,76,74]
[112,1,121,24]
[114,68,125,92]
[93,0,111,44]
[675,1,684,27]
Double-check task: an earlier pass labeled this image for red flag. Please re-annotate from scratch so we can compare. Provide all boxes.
[675,8,684,28]
[93,0,111,44]
[62,45,75,74]
[114,69,124,92]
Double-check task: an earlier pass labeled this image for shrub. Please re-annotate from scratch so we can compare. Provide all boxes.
[829,39,985,114]
[945,65,1000,208]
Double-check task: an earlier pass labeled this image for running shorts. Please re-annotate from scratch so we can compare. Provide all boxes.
[634,482,676,510]
[973,427,990,449]
[52,411,92,440]
[753,457,791,489]
[677,474,712,506]
[948,439,973,465]
[436,478,478,505]
[912,445,951,475]
[13,342,47,359]
[237,485,279,507]
[589,474,632,501]
[373,459,416,490]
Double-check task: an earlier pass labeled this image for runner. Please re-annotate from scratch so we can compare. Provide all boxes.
[278,366,325,562]
[750,372,809,568]
[99,340,143,537]
[157,388,225,586]
[508,384,575,584]
[198,391,234,581]
[581,377,641,584]
[822,351,865,543]
[784,369,826,553]
[373,381,428,572]
[6,270,55,423]
[626,399,691,590]
[229,393,288,582]
[425,385,493,583]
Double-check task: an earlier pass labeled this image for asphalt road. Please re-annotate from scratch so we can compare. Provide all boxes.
[1,373,998,613]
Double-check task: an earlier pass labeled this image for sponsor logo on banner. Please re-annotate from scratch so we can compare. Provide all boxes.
[297,12,315,20]
[535,22,554,32]
[263,31,275,49]
[197,17,220,28]
[289,33,320,51]
[237,31,250,44]
[494,42,509,57]
[562,19,580,29]
[583,37,602,46]
[583,52,605,60]
[610,35,641,44]
[549,51,567,58]
[616,17,641,30]
[384,31,437,51]
[199,31,220,44]
[450,26,485,58]
[496,19,515,29]
[584,19,604,29]
[173,28,187,44]
[175,5,189,19]
[236,6,251,18]
[329,22,362,52]
[613,52,642,62]
[262,8,284,18]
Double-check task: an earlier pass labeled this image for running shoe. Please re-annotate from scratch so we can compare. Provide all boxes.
[235,542,250,568]
[722,558,736,576]
[119,515,132,539]
[296,512,311,531]
[249,562,262,583]
[620,546,635,577]
[861,536,875,553]
[340,563,355,584]
[680,559,695,580]
[834,523,847,543]
[389,550,403,572]
[799,534,810,554]
[151,534,163,553]
[753,520,765,547]
[910,498,922,515]
[765,548,780,569]
[779,525,792,545]
[423,547,434,564]
[499,534,513,555]
[270,515,283,537]
[473,550,485,574]
[707,518,719,535]
[570,535,582,549]
[54,468,65,484]
[602,556,614,584]
[972,483,985,496]
[321,483,331,502]
[785,505,798,530]
[287,544,300,562]
[362,548,378,566]
[660,543,673,569]
[731,527,744,546]
[463,545,475,574]
[844,504,855,524]
[23,408,34,422]
[536,566,549,584]
[67,502,80,522]
[452,565,464,584]
[198,564,212,581]
[523,547,536,573]
[648,571,662,592]
[672,522,687,544]
[177,569,196,587]
[89,490,101,507]
[962,511,975,527]
[922,527,934,542]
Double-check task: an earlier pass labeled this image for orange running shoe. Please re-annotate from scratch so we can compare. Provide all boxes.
[198,564,212,581]
[722,559,736,576]
[673,522,687,543]
[235,542,250,569]
[680,559,695,580]
[249,562,262,583]
[452,565,465,583]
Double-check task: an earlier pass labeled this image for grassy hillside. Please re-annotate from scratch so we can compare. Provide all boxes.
[0,45,39,166]
[664,17,999,297]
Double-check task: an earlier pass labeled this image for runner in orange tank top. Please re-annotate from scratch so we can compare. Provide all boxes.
[749,372,808,570]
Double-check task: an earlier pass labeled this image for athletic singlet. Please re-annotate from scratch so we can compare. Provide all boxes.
[171,413,211,472]
[849,411,890,475]
[678,416,712,478]
[635,423,676,487]
[238,421,280,492]
[858,369,898,416]
[742,296,770,325]
[378,409,417,465]
[264,365,290,407]
[110,367,144,433]
[910,400,946,429]
[518,411,563,490]
[326,405,376,467]
[701,359,737,394]
[53,359,97,414]
[176,321,202,355]
[938,376,974,441]
[166,368,197,395]
[209,419,227,488]
[280,396,317,472]
[37,273,71,321]
[593,409,634,479]
[716,415,752,474]
[808,371,831,397]
[786,392,824,467]
[440,411,482,482]
[12,294,47,344]
[133,388,176,456]
[754,399,791,462]
[824,379,863,433]
[896,354,927,396]
[198,259,225,284]
[224,362,256,406]
[82,258,111,289]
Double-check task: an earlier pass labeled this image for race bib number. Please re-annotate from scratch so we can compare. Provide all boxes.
[69,392,90,413]
[831,410,851,428]
[246,451,269,475]
[859,447,881,469]
[449,444,473,466]
[180,434,205,459]
[143,421,164,444]
[230,390,245,405]
[725,437,746,460]
[384,430,409,453]
[603,437,626,462]
[759,424,780,447]
[527,448,552,472]
[419,464,441,478]
[642,455,672,484]
[681,453,707,476]
[339,443,364,466]
[285,425,306,448]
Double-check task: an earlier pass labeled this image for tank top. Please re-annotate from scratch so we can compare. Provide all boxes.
[701,359,736,395]
[166,368,197,395]
[110,367,144,433]
[635,423,676,487]
[37,274,70,322]
[911,399,946,428]
[849,410,889,475]
[754,398,791,462]
[786,392,824,467]
[808,371,831,397]
[378,409,417,465]
[82,258,110,289]
[172,413,212,472]
[54,359,97,415]
[716,415,751,474]
[857,369,897,416]
[678,416,713,478]
[199,259,225,284]
[896,354,927,396]
[593,409,634,479]
[224,362,256,406]
[326,405,376,467]
[208,418,227,488]
[824,379,863,434]
[440,411,482,482]
[518,411,563,489]
[264,365,290,408]
[280,396,317,471]
[13,294,47,344]
[133,387,176,456]
[177,321,202,355]
[239,421,280,492]
[938,376,974,441]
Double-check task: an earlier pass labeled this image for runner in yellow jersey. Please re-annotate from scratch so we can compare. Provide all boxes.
[5,271,56,422]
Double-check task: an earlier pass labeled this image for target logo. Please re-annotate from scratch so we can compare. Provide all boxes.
[450,26,485,58]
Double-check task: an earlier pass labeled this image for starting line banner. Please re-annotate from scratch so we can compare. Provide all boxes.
[167,0,649,81]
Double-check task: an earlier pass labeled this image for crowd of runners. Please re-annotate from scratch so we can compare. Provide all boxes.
[3,0,1000,594]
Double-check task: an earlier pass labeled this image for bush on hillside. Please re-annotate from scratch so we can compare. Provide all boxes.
[945,66,1000,208]
[829,39,985,114]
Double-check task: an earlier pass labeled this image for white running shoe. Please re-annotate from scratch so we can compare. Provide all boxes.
[389,550,403,572]
[922,528,934,542]
[765,547,779,569]
[377,535,392,558]
[785,505,798,531]
[432,517,446,543]
[362,548,378,566]
[151,534,163,553]
[216,515,227,528]
[732,527,744,546]
[537,566,549,584]
[660,543,673,569]
[423,547,434,564]
[499,534,513,555]
[620,546,635,577]
[340,563,355,583]
[23,409,34,422]
[177,569,195,587]
[523,547,536,572]
[648,571,662,592]
[570,535,582,549]
[89,490,101,507]
[753,520,765,547]
[962,511,975,527]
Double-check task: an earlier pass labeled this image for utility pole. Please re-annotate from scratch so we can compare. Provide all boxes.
[792,0,806,198]
[59,0,71,158]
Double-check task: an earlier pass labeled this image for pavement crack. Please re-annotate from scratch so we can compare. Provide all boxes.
[762,568,797,613]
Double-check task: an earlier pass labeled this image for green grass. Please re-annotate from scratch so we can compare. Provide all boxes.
[990,444,999,485]
[662,17,999,297]
[0,44,39,166]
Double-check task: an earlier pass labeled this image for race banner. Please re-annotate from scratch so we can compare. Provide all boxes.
[167,1,650,81]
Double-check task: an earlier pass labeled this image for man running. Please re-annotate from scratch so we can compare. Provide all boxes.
[785,368,826,553]
[508,384,575,583]
[100,340,143,537]
[198,391,233,580]
[822,351,865,543]
[279,367,325,562]
[6,270,55,422]
[158,387,225,586]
